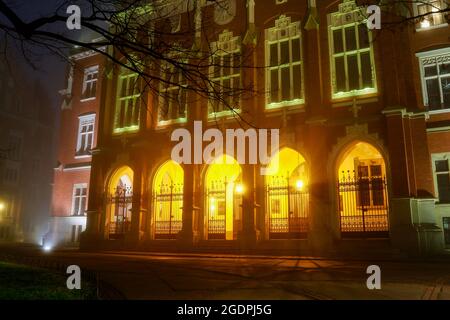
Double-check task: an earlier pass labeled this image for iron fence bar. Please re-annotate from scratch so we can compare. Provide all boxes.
[286,175,291,240]
[338,173,389,236]
[169,183,173,235]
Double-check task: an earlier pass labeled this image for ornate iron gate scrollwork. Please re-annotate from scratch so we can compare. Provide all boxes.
[267,176,309,239]
[107,185,133,239]
[153,182,183,239]
[206,179,242,240]
[338,171,389,237]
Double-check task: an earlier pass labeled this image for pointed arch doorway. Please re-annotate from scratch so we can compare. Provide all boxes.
[152,160,184,239]
[205,155,243,240]
[337,142,390,238]
[107,166,134,239]
[265,148,309,239]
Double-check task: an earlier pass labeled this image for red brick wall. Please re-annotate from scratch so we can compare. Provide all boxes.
[51,169,90,217]
[51,53,104,218]
[428,131,450,154]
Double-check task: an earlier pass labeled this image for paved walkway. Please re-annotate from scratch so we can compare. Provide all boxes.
[1,244,449,299]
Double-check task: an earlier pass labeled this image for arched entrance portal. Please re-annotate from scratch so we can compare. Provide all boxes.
[265,148,309,239]
[205,155,243,240]
[107,166,133,239]
[152,160,184,239]
[337,142,389,238]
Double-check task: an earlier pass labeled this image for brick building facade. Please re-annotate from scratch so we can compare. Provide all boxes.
[46,48,104,247]
[78,0,450,256]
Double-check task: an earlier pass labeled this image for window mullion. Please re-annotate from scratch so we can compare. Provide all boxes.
[342,26,349,92]
[289,38,294,101]
[356,24,363,90]
[438,74,444,105]
[278,42,281,102]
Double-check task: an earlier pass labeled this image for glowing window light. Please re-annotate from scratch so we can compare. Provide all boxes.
[210,197,216,214]
[421,19,431,28]
[0,202,5,211]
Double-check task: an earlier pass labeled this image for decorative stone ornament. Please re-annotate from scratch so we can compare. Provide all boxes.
[214,0,236,25]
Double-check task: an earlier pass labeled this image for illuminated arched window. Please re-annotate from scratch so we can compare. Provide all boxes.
[205,155,243,240]
[153,160,184,239]
[337,142,389,237]
[328,0,377,99]
[107,166,134,239]
[265,148,309,239]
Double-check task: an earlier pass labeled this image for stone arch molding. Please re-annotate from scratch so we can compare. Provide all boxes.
[328,123,388,178]
[326,123,392,236]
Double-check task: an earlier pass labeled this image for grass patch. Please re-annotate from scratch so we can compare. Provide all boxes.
[0,262,97,300]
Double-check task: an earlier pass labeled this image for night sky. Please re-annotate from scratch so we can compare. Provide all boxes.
[3,0,88,110]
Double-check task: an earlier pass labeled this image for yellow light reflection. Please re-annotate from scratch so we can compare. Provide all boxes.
[235,184,244,194]
[108,166,134,194]
[205,155,242,240]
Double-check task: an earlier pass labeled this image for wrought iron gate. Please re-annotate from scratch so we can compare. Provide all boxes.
[153,183,183,239]
[108,185,133,239]
[206,179,242,240]
[266,177,309,239]
[338,172,389,237]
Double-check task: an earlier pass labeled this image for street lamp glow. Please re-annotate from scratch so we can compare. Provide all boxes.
[0,202,4,211]
[210,197,216,213]
[235,184,244,194]
[43,245,52,252]
[295,180,304,190]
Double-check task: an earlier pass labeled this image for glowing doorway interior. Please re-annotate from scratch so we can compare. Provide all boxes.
[205,155,242,240]
[107,166,133,239]
[265,148,309,239]
[337,142,389,237]
[153,160,184,239]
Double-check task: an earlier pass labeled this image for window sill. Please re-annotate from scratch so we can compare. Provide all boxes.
[416,23,449,32]
[265,99,305,111]
[80,97,96,103]
[428,108,450,115]
[435,202,450,207]
[332,96,378,108]
[74,154,92,160]
[332,88,377,101]
[208,109,241,121]
[113,125,140,135]
[157,118,188,128]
